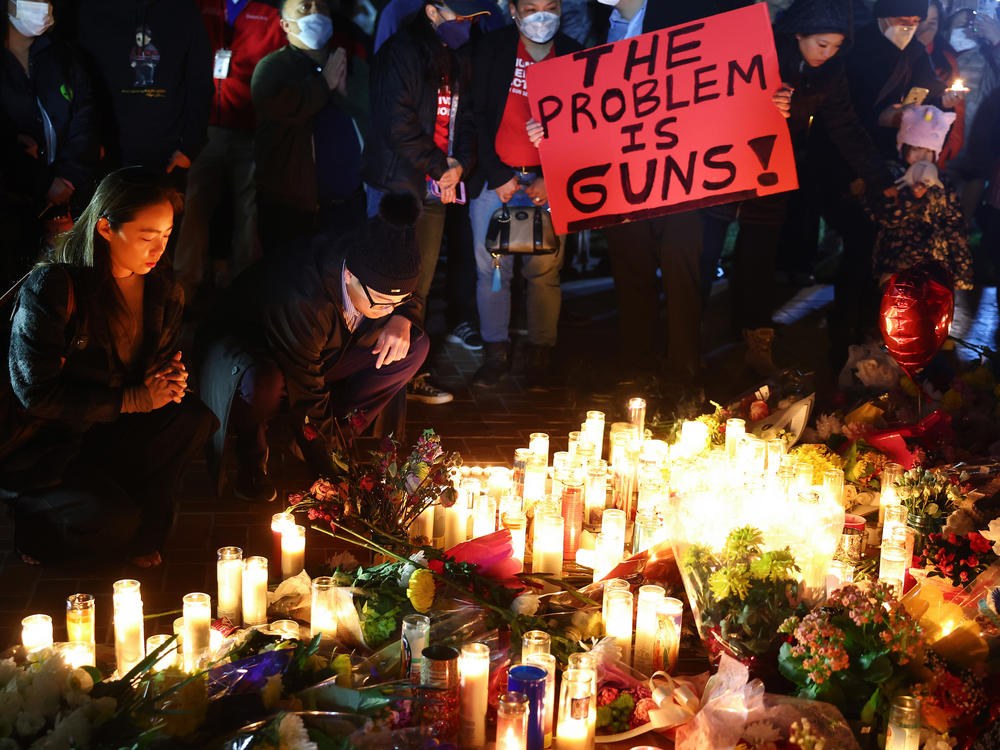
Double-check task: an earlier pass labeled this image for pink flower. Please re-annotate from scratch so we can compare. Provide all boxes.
[303,423,318,442]
[749,400,769,422]
[287,492,304,506]
[597,687,620,707]
[631,698,657,728]
[360,475,376,492]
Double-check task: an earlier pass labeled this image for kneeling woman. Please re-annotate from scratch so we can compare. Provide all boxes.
[1,168,217,567]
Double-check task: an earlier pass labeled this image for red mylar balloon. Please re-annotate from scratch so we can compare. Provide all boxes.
[879,263,954,379]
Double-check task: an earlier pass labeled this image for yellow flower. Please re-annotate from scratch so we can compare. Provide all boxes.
[407,568,435,613]
[942,388,963,412]
[789,444,844,476]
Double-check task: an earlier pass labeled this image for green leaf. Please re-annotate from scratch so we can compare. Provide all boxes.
[860,687,881,725]
[861,655,893,684]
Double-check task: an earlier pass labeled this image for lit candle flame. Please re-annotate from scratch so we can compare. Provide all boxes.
[949,79,970,93]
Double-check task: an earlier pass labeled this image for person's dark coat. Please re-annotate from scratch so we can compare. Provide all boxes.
[0,34,98,206]
[1,263,185,494]
[362,23,476,198]
[775,34,893,192]
[76,0,213,169]
[196,232,425,487]
[843,22,946,158]
[469,25,581,196]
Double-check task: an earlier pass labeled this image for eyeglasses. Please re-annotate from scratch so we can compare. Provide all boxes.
[358,280,411,310]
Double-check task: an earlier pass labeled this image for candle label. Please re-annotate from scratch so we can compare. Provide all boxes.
[569,696,590,720]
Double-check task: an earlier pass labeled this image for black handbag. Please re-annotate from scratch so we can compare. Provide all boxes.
[485,203,559,256]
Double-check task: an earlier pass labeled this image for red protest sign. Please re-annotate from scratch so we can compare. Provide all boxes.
[527,3,798,234]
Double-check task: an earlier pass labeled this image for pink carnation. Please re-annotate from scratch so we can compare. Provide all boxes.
[597,687,620,707]
[631,698,657,729]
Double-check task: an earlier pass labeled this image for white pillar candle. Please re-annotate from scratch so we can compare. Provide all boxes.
[444,501,468,549]
[634,585,665,676]
[242,555,269,627]
[524,452,548,504]
[532,513,564,584]
[585,410,605,461]
[216,546,243,623]
[585,458,608,525]
[21,614,53,655]
[271,512,295,580]
[601,509,626,561]
[66,593,95,647]
[57,641,95,669]
[462,478,482,539]
[409,503,436,545]
[311,576,338,645]
[529,432,550,464]
[604,589,634,666]
[281,524,306,580]
[460,642,491,749]
[524,652,556,746]
[113,579,144,677]
[182,592,211,672]
[556,668,596,750]
[146,634,177,672]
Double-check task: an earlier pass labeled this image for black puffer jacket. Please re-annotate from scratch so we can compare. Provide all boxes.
[775,35,892,191]
[362,22,475,198]
[0,34,98,205]
[2,263,185,493]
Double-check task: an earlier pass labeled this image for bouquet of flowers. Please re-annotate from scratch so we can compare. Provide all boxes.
[893,466,968,520]
[778,582,924,723]
[920,531,998,587]
[288,430,461,554]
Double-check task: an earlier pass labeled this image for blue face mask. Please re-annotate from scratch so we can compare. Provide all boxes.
[436,18,473,49]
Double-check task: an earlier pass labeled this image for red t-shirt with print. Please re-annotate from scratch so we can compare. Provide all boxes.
[494,39,553,168]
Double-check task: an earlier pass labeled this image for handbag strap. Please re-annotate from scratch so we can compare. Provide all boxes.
[498,202,511,251]
[533,206,544,252]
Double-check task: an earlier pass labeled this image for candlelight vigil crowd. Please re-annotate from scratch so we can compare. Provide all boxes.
[0,0,997,571]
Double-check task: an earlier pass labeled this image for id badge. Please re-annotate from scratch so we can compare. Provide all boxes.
[213,49,233,79]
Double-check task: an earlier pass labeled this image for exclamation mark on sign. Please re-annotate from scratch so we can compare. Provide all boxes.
[748,135,779,187]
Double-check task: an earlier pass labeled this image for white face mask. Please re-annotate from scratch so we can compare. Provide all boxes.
[596,0,620,5]
[517,10,560,43]
[883,21,917,50]
[950,27,979,52]
[8,0,53,37]
[290,13,333,50]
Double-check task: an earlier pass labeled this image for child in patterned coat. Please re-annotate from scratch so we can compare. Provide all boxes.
[868,105,973,289]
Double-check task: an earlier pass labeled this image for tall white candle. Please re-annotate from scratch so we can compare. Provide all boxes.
[556,668,596,750]
[459,642,491,749]
[282,524,306,579]
[271,512,295,579]
[243,556,269,627]
[443,501,468,549]
[503,510,527,572]
[725,418,745,460]
[604,589,634,666]
[585,410,605,461]
[21,614,53,655]
[532,513,564,584]
[311,576,338,645]
[601,509,626,562]
[66,593,95,647]
[409,504,435,545]
[592,532,616,583]
[634,585,665,676]
[529,433,550,464]
[113,579,144,677]
[182,592,211,672]
[217,546,243,623]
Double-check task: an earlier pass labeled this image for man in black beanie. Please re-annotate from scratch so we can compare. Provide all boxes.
[196,193,428,501]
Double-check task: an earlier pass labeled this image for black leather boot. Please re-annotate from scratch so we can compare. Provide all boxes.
[472,342,511,387]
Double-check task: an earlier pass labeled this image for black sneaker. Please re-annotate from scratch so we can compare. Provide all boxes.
[445,322,484,351]
[234,462,278,503]
[406,373,454,405]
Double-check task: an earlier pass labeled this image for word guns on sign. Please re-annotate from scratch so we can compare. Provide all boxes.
[527,3,798,234]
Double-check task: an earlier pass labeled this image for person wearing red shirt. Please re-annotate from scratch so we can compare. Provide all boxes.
[468,0,580,389]
[174,0,284,300]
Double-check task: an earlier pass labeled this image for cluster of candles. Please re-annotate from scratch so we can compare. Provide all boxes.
[20,513,340,675]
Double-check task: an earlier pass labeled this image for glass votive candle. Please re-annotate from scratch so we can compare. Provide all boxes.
[459,642,491,749]
[242,555,269,627]
[523,652,556,745]
[56,641,95,668]
[601,508,626,543]
[567,651,598,692]
[556,668,596,749]
[66,593,95,646]
[654,597,684,673]
[496,691,529,750]
[879,462,905,525]
[146,634,178,672]
[402,613,431,682]
[634,585,665,676]
[592,532,616,583]
[182,592,212,672]
[270,511,294,579]
[216,546,243,623]
[529,433,550,463]
[269,619,300,640]
[604,589,634,666]
[822,468,845,508]
[765,438,785,473]
[521,630,551,658]
[113,579,144,677]
[311,576,338,645]
[503,510,527,571]
[281,524,306,580]
[725,418,745,459]
[602,578,630,615]
[21,615,53,655]
[568,431,584,457]
[524,452,548,504]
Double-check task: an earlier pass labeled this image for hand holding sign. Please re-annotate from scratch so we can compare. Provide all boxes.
[526,3,798,234]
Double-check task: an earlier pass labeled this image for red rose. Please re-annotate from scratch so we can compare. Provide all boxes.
[960,570,969,582]
[948,533,959,545]
[287,492,304,506]
[749,400,769,422]
[303,423,318,442]
[968,532,993,554]
[360,475,375,492]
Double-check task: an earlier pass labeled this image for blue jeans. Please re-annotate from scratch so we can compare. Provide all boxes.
[470,182,563,345]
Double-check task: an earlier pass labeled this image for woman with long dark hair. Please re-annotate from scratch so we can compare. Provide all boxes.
[1,167,216,567]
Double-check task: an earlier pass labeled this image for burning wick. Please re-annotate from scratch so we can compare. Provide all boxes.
[948,78,970,93]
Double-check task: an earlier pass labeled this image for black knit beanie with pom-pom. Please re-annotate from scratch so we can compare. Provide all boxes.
[345,192,422,296]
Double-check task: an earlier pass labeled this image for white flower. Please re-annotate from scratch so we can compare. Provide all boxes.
[398,552,428,587]
[943,510,975,537]
[856,358,900,389]
[511,594,539,617]
[0,661,17,689]
[981,519,1000,556]
[815,413,843,440]
[743,720,781,748]
[920,728,956,750]
[34,707,92,750]
[278,713,318,750]
[14,711,44,739]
